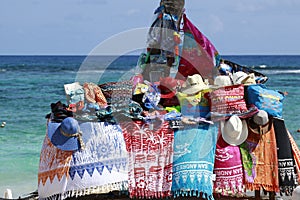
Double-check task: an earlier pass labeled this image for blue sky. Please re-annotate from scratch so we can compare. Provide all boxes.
[1,0,299,55]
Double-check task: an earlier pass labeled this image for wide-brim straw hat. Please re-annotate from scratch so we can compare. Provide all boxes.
[221,115,248,146]
[181,74,209,95]
[233,71,256,85]
[213,75,233,88]
[48,117,84,151]
[242,73,256,85]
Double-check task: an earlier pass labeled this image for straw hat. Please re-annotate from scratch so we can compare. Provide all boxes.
[181,74,209,95]
[252,110,269,126]
[221,115,248,146]
[242,73,256,85]
[232,71,256,85]
[213,75,232,87]
[48,117,85,151]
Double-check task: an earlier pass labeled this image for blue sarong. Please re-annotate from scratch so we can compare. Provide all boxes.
[172,124,218,199]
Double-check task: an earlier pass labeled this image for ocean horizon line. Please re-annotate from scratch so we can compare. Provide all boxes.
[0,54,299,57]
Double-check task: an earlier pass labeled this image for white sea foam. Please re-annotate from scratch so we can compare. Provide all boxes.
[263,69,300,75]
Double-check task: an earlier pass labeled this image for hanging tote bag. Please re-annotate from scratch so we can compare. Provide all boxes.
[246,84,285,118]
[209,84,248,115]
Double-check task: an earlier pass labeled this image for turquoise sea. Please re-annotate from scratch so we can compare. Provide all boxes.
[0,55,299,198]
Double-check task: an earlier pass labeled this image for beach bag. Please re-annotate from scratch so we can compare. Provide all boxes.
[209,84,248,115]
[246,84,284,118]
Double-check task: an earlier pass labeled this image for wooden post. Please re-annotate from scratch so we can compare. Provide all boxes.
[254,190,260,199]
[269,192,275,200]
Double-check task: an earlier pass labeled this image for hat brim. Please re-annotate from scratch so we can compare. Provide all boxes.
[48,122,80,151]
[160,91,176,98]
[181,85,208,95]
[221,119,248,146]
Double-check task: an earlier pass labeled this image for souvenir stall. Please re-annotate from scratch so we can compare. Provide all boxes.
[38,0,300,199]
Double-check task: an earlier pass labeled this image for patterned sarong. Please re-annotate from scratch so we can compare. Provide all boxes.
[38,123,73,199]
[239,121,279,192]
[38,122,129,199]
[213,132,245,196]
[273,118,298,195]
[120,120,174,199]
[172,124,218,199]
[287,130,300,184]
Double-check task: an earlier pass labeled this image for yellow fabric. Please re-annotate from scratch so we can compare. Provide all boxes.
[133,83,148,95]
[176,91,202,106]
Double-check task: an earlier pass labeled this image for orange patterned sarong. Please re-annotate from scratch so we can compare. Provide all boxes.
[240,121,279,192]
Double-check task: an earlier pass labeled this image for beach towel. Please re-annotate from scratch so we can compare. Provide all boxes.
[213,132,245,196]
[38,122,129,200]
[239,121,279,192]
[171,124,218,199]
[273,118,298,195]
[120,120,174,199]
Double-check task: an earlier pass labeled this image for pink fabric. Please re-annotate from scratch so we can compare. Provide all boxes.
[213,132,245,196]
[176,14,219,84]
[120,120,174,199]
[183,14,218,61]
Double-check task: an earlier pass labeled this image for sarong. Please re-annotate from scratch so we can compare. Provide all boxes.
[273,118,298,195]
[38,122,129,199]
[172,124,218,199]
[213,131,245,196]
[239,121,279,192]
[120,120,174,199]
[287,130,300,183]
[38,123,73,199]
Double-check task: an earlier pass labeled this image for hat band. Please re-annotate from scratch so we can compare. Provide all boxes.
[60,128,85,150]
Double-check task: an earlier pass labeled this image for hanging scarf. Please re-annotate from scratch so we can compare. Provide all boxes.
[171,124,218,199]
[273,118,298,195]
[239,121,279,192]
[213,131,245,196]
[175,14,219,83]
[120,120,174,199]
